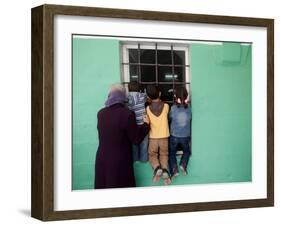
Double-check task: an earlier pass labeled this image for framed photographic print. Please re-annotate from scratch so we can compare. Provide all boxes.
[31,4,274,221]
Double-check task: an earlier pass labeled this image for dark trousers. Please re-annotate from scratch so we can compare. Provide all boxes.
[168,136,191,174]
[132,135,149,162]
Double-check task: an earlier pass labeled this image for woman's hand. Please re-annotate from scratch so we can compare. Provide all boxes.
[143,115,150,124]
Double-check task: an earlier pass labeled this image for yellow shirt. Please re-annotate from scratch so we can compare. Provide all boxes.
[146,103,170,138]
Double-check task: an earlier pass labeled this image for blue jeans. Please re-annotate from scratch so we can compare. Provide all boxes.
[169,136,191,174]
[132,135,149,162]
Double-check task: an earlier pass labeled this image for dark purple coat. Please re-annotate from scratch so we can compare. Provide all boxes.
[95,103,150,189]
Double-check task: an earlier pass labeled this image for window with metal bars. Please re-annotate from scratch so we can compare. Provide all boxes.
[121,43,190,103]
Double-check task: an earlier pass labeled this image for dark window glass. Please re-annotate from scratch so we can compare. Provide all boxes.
[174,66,185,82]
[129,49,138,63]
[129,65,139,81]
[157,50,172,65]
[157,66,185,83]
[127,46,187,104]
[158,66,172,82]
[159,84,174,102]
[173,51,185,65]
[140,66,156,82]
[140,49,156,64]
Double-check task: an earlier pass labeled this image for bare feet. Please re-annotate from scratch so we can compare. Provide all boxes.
[163,177,171,185]
[152,166,162,183]
[152,175,161,183]
[162,168,171,185]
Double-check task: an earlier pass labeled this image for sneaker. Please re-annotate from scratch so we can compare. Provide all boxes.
[179,164,188,175]
[171,167,179,179]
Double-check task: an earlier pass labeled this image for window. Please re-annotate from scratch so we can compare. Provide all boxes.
[121,42,190,103]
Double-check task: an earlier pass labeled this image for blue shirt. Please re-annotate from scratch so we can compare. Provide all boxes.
[169,104,192,138]
[127,92,147,125]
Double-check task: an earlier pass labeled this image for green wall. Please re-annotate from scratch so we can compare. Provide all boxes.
[188,43,252,184]
[72,39,252,189]
[72,38,121,189]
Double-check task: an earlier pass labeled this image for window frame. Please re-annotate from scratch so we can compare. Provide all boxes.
[121,42,191,103]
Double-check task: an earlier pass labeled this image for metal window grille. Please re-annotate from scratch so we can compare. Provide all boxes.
[122,43,190,104]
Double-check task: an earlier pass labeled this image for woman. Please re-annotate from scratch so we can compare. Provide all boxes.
[95,84,150,189]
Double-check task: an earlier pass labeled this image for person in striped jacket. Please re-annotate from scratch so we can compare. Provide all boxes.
[127,82,149,162]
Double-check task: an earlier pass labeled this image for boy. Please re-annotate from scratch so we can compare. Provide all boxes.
[146,85,171,185]
[127,82,148,162]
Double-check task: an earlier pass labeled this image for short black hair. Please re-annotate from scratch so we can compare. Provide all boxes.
[146,85,160,100]
[128,82,140,92]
